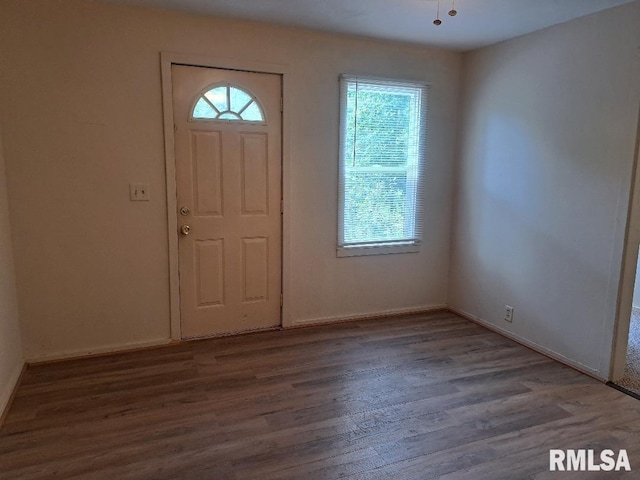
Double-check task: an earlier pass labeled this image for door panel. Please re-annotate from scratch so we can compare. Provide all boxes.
[242,237,269,302]
[195,239,225,306]
[192,130,224,216]
[240,133,269,215]
[172,65,282,338]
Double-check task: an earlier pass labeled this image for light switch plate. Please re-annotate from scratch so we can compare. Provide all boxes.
[130,183,150,201]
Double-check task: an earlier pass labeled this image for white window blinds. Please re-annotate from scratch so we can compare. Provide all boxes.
[338,75,429,255]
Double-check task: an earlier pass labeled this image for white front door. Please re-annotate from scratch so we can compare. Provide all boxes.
[172,65,282,338]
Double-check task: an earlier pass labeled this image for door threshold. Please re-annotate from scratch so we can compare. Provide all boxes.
[182,325,281,342]
[606,381,640,401]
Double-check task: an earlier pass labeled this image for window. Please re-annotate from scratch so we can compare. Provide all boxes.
[192,85,265,122]
[338,75,428,257]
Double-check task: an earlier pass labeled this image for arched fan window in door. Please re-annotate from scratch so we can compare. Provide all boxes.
[192,84,265,123]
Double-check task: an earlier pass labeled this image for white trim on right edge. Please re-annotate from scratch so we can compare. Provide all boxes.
[447,306,605,382]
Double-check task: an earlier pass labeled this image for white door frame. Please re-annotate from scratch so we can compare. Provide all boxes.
[160,52,292,340]
[610,106,640,380]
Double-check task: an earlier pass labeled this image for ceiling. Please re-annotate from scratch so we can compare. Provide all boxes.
[99,0,637,51]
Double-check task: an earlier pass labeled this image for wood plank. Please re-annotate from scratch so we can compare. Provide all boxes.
[1,312,638,479]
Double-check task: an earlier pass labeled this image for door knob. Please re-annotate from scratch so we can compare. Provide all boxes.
[180,224,191,236]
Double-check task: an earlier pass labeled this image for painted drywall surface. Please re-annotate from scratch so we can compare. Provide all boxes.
[0,0,460,358]
[0,123,24,414]
[449,1,640,376]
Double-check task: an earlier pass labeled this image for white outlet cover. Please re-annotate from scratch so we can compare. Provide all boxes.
[505,305,514,322]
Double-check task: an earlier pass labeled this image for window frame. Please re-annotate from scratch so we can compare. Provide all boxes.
[337,75,429,258]
[190,82,267,125]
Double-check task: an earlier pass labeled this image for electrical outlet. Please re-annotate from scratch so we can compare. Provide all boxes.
[130,183,150,201]
[504,305,514,323]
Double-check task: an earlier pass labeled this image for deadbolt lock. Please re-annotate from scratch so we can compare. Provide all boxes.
[179,206,190,216]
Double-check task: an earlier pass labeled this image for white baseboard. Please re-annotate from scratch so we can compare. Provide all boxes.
[26,338,173,365]
[22,307,605,384]
[289,304,448,328]
[0,361,26,426]
[447,306,605,381]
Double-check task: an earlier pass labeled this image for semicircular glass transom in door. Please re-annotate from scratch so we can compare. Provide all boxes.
[191,84,266,123]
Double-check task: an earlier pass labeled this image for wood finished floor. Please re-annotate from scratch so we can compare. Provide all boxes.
[1,311,640,479]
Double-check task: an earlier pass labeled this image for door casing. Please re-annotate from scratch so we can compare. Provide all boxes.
[160,52,292,339]
[610,105,640,380]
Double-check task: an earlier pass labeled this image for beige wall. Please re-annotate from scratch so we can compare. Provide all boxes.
[449,1,640,378]
[0,0,461,360]
[0,123,24,416]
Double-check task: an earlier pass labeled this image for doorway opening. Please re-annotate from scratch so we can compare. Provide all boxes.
[615,246,640,397]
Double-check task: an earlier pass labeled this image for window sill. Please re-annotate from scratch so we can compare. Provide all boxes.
[337,244,420,258]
